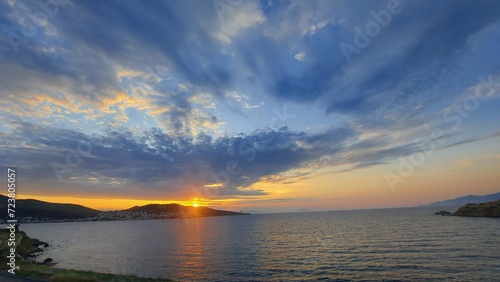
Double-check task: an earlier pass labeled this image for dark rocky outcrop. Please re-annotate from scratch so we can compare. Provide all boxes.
[0,227,49,263]
[434,210,452,216]
[453,200,500,217]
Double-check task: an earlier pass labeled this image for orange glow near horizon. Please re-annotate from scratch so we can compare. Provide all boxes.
[15,138,500,213]
[17,195,219,211]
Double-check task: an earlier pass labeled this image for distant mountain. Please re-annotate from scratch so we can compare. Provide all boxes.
[125,203,246,217]
[427,192,500,207]
[0,194,100,220]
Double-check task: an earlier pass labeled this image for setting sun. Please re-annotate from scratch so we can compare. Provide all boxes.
[193,203,199,207]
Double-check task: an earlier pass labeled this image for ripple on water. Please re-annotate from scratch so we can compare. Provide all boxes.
[14,207,500,281]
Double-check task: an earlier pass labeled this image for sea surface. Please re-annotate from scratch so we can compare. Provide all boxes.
[17,207,500,281]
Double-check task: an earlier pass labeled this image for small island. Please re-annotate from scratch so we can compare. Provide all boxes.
[434,210,452,216]
[452,200,500,217]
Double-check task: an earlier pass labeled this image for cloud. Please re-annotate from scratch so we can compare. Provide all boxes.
[294,52,306,61]
[2,0,499,126]
[5,118,494,199]
[213,0,265,44]
[0,122,350,198]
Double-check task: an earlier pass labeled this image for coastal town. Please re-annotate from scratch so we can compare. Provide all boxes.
[4,211,184,224]
[0,198,249,224]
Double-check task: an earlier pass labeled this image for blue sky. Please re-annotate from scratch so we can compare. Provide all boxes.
[1,0,499,211]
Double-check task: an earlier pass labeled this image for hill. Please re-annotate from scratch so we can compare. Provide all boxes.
[0,194,100,220]
[0,195,247,222]
[453,200,500,217]
[427,192,500,207]
[125,203,246,217]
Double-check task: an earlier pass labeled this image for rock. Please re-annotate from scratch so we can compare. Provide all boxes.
[31,238,49,248]
[435,210,452,216]
[34,257,55,266]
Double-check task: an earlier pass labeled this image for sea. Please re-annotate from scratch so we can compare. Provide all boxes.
[14,206,500,281]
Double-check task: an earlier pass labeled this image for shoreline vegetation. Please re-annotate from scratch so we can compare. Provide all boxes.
[0,227,173,282]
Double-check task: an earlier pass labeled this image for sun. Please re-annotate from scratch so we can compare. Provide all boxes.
[193,203,199,207]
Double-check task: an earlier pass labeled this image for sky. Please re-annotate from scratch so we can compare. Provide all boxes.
[1,0,499,213]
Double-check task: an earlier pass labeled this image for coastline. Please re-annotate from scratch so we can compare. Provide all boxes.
[6,211,250,225]
[0,227,173,282]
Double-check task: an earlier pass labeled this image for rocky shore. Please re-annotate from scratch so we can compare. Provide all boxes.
[0,226,173,281]
[0,225,50,265]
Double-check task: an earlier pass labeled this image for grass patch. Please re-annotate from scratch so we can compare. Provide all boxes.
[2,262,173,282]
